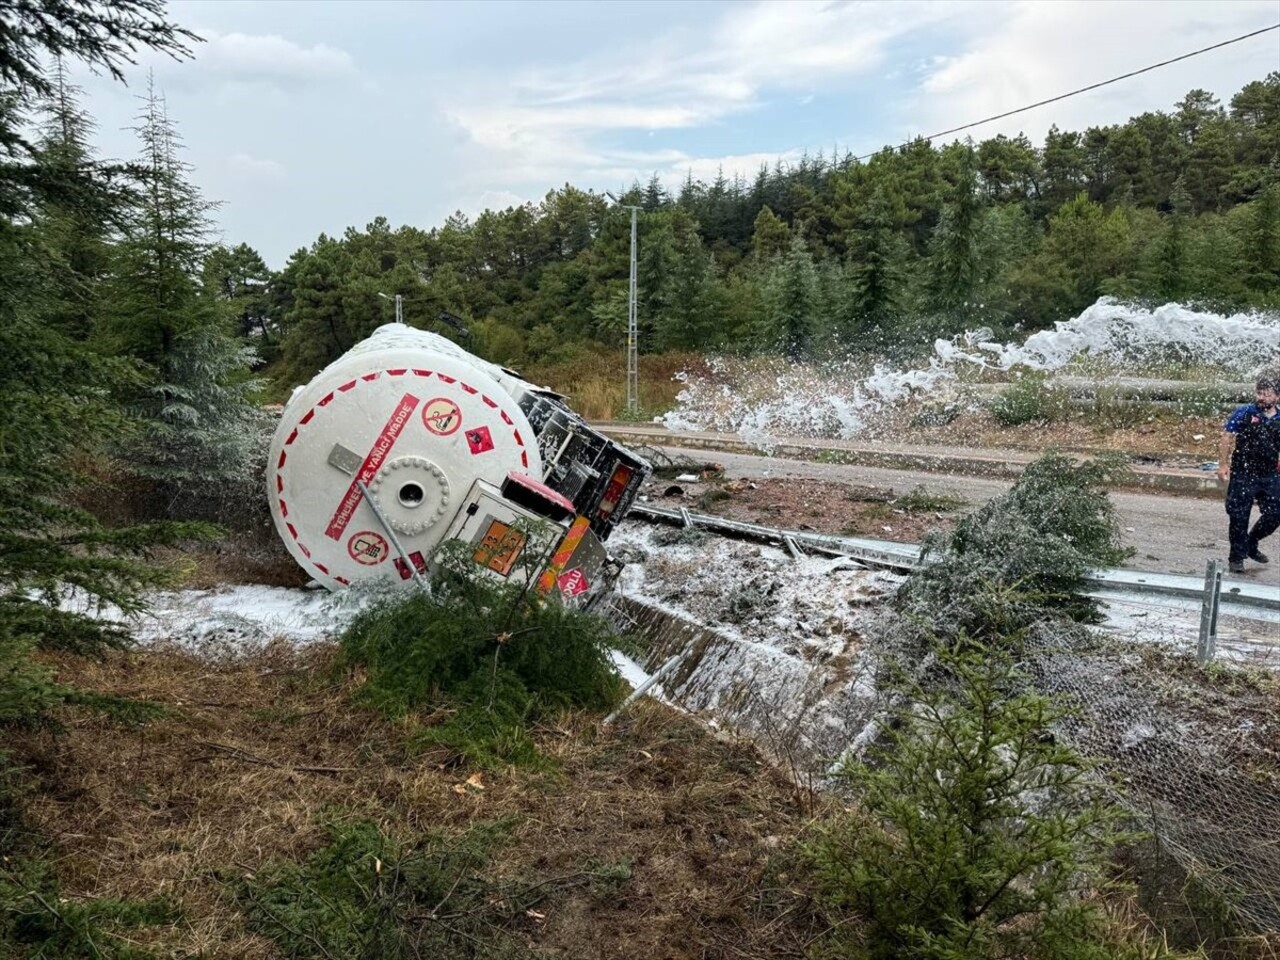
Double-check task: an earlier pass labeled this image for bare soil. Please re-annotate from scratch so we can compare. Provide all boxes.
[645,469,960,544]
[14,644,826,959]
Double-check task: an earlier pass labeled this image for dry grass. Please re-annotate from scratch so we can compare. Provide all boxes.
[523,350,707,421]
[910,410,1226,463]
[10,642,825,959]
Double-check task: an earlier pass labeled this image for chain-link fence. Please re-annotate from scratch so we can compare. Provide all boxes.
[604,589,1280,939]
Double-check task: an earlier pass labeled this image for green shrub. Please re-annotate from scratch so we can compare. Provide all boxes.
[238,819,531,960]
[893,486,966,514]
[990,372,1071,426]
[810,649,1155,960]
[240,818,631,959]
[893,452,1132,655]
[339,550,624,766]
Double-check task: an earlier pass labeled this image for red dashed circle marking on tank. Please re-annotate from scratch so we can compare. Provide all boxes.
[276,368,530,587]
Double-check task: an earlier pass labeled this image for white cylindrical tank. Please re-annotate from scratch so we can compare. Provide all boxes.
[267,324,543,589]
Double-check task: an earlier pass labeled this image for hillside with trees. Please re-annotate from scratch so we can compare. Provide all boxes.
[262,74,1280,385]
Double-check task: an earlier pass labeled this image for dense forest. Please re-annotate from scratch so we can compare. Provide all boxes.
[252,71,1280,382]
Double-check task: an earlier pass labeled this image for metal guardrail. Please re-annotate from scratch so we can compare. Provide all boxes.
[627,503,1280,622]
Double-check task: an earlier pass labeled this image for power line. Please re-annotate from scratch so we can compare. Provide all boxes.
[856,21,1280,161]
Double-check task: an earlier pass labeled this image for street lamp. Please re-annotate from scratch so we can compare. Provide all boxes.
[376,291,403,324]
[606,191,640,415]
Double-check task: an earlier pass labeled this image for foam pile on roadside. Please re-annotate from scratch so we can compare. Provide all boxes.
[663,298,1280,445]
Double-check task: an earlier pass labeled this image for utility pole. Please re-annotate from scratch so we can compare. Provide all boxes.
[625,204,639,415]
[377,292,403,324]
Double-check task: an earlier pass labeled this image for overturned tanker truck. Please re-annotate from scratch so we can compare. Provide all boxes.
[267,323,650,605]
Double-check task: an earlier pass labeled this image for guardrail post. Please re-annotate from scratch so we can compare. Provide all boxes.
[1197,559,1223,664]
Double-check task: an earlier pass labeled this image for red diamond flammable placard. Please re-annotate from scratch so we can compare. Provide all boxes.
[466,425,494,455]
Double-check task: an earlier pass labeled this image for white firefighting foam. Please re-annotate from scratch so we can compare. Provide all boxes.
[663,298,1280,445]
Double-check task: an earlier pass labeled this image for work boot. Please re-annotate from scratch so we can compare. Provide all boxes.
[1229,559,1246,574]
[1246,544,1270,563]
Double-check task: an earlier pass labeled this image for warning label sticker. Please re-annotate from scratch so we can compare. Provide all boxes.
[347,531,389,565]
[556,567,589,597]
[422,397,462,436]
[473,520,526,577]
[466,425,494,455]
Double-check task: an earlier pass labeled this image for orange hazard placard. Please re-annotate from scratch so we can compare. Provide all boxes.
[473,520,526,577]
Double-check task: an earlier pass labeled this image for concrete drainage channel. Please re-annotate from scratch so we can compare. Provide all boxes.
[602,503,1279,772]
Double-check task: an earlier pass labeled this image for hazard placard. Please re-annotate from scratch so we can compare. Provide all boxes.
[556,567,589,597]
[473,519,526,576]
[466,425,495,455]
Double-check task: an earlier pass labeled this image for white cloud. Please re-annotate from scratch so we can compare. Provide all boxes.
[195,31,357,82]
[906,0,1279,146]
[447,0,967,190]
[227,152,286,179]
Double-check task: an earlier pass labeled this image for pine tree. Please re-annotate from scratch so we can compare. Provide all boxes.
[1241,182,1280,298]
[750,205,790,261]
[0,0,205,724]
[31,59,115,341]
[203,241,272,340]
[844,186,906,340]
[654,211,720,350]
[814,649,1126,960]
[1148,177,1191,301]
[928,145,983,321]
[764,235,819,359]
[105,76,265,515]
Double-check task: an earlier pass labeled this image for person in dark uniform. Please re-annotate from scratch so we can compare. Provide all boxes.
[1217,375,1280,574]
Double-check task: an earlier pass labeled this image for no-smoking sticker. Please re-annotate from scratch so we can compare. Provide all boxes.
[422,397,462,436]
[347,530,390,565]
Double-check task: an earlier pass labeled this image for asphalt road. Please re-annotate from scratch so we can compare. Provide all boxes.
[646,444,1280,584]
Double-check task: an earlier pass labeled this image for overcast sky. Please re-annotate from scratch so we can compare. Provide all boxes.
[70,0,1280,267]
